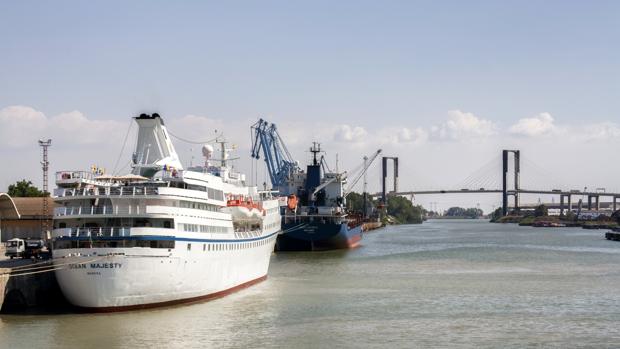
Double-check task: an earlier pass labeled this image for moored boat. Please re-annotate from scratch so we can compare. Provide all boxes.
[51,113,280,311]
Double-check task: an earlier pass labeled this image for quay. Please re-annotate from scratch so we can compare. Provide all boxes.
[362,221,383,232]
[0,257,66,312]
[605,230,620,242]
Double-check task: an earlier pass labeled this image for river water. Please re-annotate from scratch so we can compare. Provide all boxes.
[1,220,619,348]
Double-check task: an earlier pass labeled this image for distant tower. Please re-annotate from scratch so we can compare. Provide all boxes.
[39,139,52,236]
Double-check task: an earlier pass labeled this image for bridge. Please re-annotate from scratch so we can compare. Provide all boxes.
[374,150,620,216]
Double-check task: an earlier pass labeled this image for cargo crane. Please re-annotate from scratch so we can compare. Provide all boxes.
[250,119,300,194]
[344,149,382,218]
[344,149,382,198]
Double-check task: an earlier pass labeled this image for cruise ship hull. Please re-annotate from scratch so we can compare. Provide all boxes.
[53,234,277,311]
[276,222,362,251]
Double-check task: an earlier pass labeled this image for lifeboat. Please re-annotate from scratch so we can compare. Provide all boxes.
[287,194,298,211]
[222,195,264,222]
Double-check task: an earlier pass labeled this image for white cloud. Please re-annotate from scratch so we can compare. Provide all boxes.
[432,110,497,140]
[0,105,47,147]
[509,112,556,137]
[376,127,428,145]
[51,111,124,145]
[0,105,126,148]
[397,127,428,144]
[167,114,226,142]
[333,124,368,143]
[579,122,620,141]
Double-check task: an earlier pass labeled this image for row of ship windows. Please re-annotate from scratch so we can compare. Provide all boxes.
[53,237,273,250]
[184,184,225,201]
[187,237,272,252]
[180,223,232,234]
[264,221,279,230]
[265,207,279,215]
[177,201,220,212]
[54,240,174,250]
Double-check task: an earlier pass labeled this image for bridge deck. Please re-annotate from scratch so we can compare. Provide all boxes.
[375,189,620,197]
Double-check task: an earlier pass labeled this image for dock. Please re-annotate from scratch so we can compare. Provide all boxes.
[0,257,66,312]
[605,231,620,242]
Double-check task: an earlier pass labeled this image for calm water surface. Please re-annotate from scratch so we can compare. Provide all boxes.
[1,220,619,348]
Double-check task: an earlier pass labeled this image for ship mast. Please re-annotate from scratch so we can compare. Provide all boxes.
[310,142,321,166]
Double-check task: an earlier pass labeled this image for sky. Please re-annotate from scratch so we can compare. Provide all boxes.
[0,0,618,213]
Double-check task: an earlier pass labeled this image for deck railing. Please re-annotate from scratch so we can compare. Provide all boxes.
[55,186,159,198]
[54,205,147,216]
[52,227,131,238]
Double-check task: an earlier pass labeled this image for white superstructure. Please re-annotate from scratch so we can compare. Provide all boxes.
[51,113,280,310]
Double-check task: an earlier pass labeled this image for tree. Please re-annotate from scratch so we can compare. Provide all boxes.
[534,204,548,217]
[490,207,503,222]
[387,196,423,224]
[612,210,620,224]
[346,192,365,212]
[445,206,484,218]
[7,180,47,197]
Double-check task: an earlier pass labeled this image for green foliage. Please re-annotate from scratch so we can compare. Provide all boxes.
[7,180,47,197]
[611,210,620,224]
[489,207,503,222]
[346,192,365,212]
[445,206,484,218]
[534,204,548,217]
[387,196,423,224]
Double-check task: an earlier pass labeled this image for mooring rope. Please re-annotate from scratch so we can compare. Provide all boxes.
[0,257,107,277]
[7,260,53,270]
[280,223,307,234]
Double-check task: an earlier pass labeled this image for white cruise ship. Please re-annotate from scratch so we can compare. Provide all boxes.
[51,113,280,311]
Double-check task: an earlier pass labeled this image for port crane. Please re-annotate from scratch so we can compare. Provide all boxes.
[250,119,300,194]
[344,149,382,198]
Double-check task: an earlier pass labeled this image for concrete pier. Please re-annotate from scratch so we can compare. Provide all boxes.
[0,258,67,312]
[606,231,620,241]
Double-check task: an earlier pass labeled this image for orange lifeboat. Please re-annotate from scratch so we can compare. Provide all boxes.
[287,194,298,210]
[224,195,264,221]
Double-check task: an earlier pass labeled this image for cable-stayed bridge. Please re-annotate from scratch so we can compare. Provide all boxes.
[373,150,620,215]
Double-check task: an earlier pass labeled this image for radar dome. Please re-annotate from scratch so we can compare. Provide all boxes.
[202,144,214,157]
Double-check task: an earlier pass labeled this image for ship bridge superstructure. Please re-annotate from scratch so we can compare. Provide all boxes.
[51,113,277,247]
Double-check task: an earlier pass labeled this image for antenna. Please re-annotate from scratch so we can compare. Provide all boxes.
[38,139,52,237]
[310,142,321,166]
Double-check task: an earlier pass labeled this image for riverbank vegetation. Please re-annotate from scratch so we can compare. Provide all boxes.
[490,204,620,229]
[346,192,425,225]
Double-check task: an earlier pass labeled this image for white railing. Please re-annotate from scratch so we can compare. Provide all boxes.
[56,171,95,182]
[52,227,131,238]
[54,205,147,216]
[55,186,159,198]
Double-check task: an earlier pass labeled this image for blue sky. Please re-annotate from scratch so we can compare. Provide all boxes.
[1,1,619,212]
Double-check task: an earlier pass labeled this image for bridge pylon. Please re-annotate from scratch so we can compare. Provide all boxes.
[381,156,399,206]
[502,150,520,216]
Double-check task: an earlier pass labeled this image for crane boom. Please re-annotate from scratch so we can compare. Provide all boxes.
[250,119,300,193]
[344,149,382,198]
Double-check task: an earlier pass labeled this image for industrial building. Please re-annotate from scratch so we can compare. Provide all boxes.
[0,193,53,242]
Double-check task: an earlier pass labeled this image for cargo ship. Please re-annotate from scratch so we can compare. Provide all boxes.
[276,143,363,250]
[251,119,380,251]
[51,113,280,311]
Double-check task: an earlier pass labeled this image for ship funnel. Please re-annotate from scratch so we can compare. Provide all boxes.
[131,113,183,177]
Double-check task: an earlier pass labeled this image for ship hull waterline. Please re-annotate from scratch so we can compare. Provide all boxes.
[276,222,363,251]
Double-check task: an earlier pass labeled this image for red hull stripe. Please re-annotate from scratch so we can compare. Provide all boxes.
[77,275,268,313]
[347,234,362,248]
